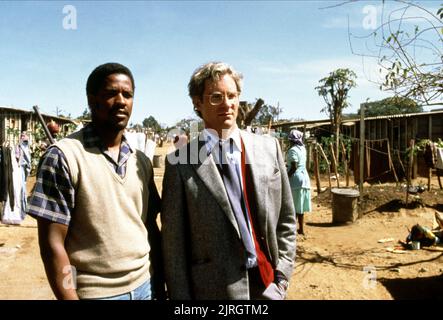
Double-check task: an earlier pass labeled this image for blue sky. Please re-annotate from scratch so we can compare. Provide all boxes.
[0,1,439,127]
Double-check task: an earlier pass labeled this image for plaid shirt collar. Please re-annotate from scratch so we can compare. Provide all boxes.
[83,124,133,167]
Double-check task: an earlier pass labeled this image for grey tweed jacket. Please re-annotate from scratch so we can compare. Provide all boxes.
[161,130,296,300]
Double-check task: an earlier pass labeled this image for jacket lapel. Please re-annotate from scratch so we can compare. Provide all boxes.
[240,131,268,238]
[191,135,241,238]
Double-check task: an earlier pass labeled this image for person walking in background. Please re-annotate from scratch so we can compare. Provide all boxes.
[287,129,311,236]
[161,61,296,300]
[27,62,164,300]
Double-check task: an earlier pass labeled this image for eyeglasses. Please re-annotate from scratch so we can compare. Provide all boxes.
[205,91,239,106]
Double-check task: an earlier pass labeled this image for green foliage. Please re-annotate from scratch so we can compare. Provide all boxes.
[29,123,49,175]
[358,3,443,105]
[406,139,443,166]
[60,123,77,138]
[315,68,357,128]
[171,117,203,134]
[254,104,283,126]
[142,116,161,132]
[76,108,91,121]
[316,68,357,162]
[6,127,20,140]
[359,97,423,116]
[317,135,352,175]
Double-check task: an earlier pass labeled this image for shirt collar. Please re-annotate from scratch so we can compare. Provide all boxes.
[83,123,133,154]
[203,127,242,155]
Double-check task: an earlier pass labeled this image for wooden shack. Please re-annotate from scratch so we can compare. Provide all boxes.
[0,105,77,145]
[272,110,443,181]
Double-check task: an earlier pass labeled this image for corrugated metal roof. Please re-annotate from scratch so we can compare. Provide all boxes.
[0,106,77,124]
[353,109,443,121]
[273,109,443,128]
[0,105,30,113]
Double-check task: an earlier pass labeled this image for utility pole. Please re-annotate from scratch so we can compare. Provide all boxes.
[55,106,65,117]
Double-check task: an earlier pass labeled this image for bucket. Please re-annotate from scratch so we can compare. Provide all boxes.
[331,188,360,224]
[411,241,420,250]
[153,155,163,168]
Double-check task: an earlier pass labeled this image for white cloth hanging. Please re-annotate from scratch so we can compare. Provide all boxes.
[126,131,156,161]
[144,139,156,162]
[126,131,146,152]
[2,147,24,225]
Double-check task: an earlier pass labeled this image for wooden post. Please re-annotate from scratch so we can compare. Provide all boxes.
[340,140,349,186]
[329,142,340,188]
[359,103,365,201]
[428,114,433,141]
[413,118,418,178]
[404,119,408,155]
[366,141,371,179]
[33,105,55,144]
[406,139,415,206]
[317,144,332,190]
[313,143,321,194]
[386,139,399,183]
[330,142,340,187]
[437,169,443,190]
[428,167,432,191]
[396,149,406,177]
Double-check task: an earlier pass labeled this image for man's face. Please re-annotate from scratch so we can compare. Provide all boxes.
[194,74,239,136]
[88,73,134,132]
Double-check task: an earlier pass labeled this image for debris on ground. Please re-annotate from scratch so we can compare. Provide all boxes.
[378,238,395,243]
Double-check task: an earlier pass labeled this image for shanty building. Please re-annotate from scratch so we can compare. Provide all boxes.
[0,105,77,145]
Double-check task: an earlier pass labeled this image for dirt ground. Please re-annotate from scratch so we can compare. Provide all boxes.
[1,142,442,300]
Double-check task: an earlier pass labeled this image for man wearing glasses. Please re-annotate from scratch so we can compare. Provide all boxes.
[161,62,296,299]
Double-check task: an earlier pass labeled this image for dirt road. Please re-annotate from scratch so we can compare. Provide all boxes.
[1,143,442,300]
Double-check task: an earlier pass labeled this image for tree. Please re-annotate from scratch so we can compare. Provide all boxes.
[236,99,283,128]
[142,116,161,132]
[237,98,265,128]
[348,1,443,107]
[253,103,283,126]
[255,104,273,126]
[76,108,91,121]
[358,96,422,117]
[130,123,144,132]
[169,117,204,140]
[315,68,357,159]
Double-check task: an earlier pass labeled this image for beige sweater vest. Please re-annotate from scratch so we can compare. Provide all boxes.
[56,131,152,299]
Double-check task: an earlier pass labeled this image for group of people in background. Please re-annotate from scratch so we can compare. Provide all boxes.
[25,61,311,300]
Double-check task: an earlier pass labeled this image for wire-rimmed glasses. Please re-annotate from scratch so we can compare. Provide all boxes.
[205,91,239,106]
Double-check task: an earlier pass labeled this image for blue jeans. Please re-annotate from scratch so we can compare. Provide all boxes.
[96,280,151,300]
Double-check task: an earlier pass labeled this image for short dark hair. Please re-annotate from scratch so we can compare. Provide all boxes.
[86,62,135,96]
